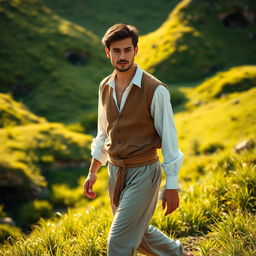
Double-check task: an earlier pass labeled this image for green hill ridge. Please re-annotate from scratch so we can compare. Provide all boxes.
[0,0,111,123]
[0,0,255,254]
[0,92,92,202]
[136,0,256,83]
[0,93,46,128]
[42,0,180,37]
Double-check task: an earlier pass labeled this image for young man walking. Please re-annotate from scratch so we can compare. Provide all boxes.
[84,24,194,256]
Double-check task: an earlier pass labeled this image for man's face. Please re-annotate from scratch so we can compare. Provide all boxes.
[105,37,138,72]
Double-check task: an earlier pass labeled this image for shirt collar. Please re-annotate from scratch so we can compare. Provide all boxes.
[107,64,143,89]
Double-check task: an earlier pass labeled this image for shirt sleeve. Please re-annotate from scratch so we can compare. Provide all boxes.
[91,88,108,165]
[150,85,184,190]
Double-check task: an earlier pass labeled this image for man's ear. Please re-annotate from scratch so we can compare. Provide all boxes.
[134,46,138,56]
[105,47,110,58]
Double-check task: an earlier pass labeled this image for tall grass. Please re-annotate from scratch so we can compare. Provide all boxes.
[197,211,256,256]
[0,149,255,255]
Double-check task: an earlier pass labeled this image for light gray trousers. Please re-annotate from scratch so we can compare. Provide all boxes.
[107,161,183,256]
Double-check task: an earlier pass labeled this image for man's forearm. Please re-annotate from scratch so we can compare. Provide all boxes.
[89,158,102,174]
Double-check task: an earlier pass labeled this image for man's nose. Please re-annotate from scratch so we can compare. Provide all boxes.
[120,51,126,59]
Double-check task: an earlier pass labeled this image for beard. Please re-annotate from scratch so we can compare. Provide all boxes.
[114,59,134,72]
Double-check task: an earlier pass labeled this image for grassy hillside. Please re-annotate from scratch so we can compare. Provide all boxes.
[136,0,256,83]
[0,93,93,239]
[0,0,111,123]
[42,0,180,37]
[0,93,92,200]
[186,65,256,104]
[1,0,255,125]
[172,67,256,184]
[0,116,254,255]
[0,121,92,201]
[0,65,255,255]
[0,93,46,128]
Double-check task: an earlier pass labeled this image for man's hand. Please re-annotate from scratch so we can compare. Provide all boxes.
[162,189,179,216]
[83,158,101,199]
[83,172,97,199]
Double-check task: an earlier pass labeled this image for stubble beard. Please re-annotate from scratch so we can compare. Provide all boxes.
[115,60,134,72]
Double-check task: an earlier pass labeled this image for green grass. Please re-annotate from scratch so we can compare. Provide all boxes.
[0,93,46,128]
[0,149,255,255]
[136,0,256,83]
[185,65,256,107]
[174,86,256,169]
[0,0,111,123]
[0,122,92,201]
[0,1,256,253]
[43,0,180,37]
[1,0,256,124]
[197,211,256,256]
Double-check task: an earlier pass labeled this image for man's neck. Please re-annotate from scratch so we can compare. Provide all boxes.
[115,64,137,86]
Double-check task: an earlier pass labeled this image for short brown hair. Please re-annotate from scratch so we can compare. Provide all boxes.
[102,24,139,49]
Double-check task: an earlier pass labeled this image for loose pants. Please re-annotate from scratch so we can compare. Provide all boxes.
[107,161,183,256]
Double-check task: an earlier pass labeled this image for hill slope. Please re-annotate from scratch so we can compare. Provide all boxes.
[136,0,256,83]
[0,92,92,202]
[42,0,180,37]
[0,0,111,123]
[0,67,255,255]
[0,93,46,128]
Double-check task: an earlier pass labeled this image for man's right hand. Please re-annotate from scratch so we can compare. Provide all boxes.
[83,172,97,199]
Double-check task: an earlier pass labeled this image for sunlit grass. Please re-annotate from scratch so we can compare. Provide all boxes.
[197,211,256,256]
[136,0,256,83]
[0,149,255,255]
[0,122,92,199]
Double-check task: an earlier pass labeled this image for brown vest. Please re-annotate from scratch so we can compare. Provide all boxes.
[100,68,166,206]
[101,70,166,159]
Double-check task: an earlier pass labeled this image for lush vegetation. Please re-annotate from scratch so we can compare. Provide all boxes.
[0,148,255,255]
[0,93,45,128]
[0,0,111,124]
[43,0,180,37]
[0,0,255,255]
[0,65,255,255]
[136,0,256,83]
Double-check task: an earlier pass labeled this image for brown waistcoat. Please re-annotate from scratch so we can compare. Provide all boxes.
[101,70,167,159]
[100,68,166,206]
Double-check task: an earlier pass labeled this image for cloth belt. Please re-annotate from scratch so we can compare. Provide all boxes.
[109,150,159,207]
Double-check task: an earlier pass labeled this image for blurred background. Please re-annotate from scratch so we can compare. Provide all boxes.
[0,0,255,255]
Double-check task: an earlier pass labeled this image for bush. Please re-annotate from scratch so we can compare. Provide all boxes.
[169,87,187,107]
[80,111,98,133]
[50,184,84,208]
[201,142,224,154]
[0,205,6,218]
[19,200,53,225]
[0,224,22,243]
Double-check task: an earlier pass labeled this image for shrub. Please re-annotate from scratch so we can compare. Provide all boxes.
[50,184,84,208]
[19,200,53,225]
[201,142,224,154]
[0,224,22,243]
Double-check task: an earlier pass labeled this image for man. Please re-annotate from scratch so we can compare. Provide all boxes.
[84,24,194,256]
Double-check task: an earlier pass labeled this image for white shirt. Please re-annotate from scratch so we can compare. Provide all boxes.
[91,65,184,189]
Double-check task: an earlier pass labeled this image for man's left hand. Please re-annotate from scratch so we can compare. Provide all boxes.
[162,189,179,216]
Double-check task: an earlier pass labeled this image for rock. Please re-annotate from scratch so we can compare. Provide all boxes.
[0,217,15,226]
[232,99,240,104]
[194,100,202,106]
[234,139,255,153]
